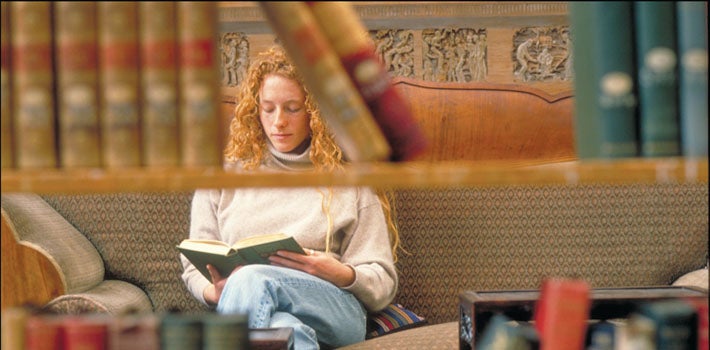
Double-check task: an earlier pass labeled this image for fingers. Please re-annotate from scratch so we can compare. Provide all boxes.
[206,264,222,283]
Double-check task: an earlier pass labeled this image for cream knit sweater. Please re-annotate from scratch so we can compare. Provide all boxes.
[181,145,398,312]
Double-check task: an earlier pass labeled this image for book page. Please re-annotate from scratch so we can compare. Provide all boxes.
[231,233,290,250]
[178,239,234,255]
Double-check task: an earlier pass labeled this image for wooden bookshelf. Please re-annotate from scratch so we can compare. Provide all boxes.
[1,158,707,194]
[458,286,709,350]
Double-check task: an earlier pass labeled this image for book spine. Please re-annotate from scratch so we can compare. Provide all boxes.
[306,2,428,162]
[139,1,180,168]
[249,328,294,350]
[24,314,64,350]
[1,306,29,350]
[634,1,681,157]
[160,313,203,350]
[568,2,602,160]
[202,313,250,350]
[631,299,698,350]
[62,315,110,350]
[10,1,57,169]
[591,2,639,158]
[682,297,708,350]
[259,2,392,163]
[475,314,535,350]
[584,321,615,350]
[177,1,222,168]
[98,1,141,168]
[676,1,708,157]
[108,313,160,350]
[1,1,13,169]
[533,278,590,350]
[55,1,101,168]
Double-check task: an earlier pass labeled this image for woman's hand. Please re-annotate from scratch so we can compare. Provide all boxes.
[203,264,240,306]
[269,249,356,287]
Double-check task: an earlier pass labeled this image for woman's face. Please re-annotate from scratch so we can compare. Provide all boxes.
[259,74,311,154]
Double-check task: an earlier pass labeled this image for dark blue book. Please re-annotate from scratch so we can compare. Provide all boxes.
[631,299,698,350]
[585,321,616,350]
[634,1,681,157]
[591,2,640,158]
[569,2,603,159]
[570,2,640,159]
[676,1,708,157]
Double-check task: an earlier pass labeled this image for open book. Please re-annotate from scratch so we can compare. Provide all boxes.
[177,233,306,280]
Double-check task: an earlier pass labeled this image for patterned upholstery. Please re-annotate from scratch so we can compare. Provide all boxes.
[393,182,708,324]
[42,192,207,313]
[339,321,458,349]
[37,181,708,330]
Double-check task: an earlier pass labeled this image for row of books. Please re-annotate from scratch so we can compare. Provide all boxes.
[570,1,708,159]
[474,279,708,350]
[1,307,293,350]
[1,1,429,171]
[0,1,223,170]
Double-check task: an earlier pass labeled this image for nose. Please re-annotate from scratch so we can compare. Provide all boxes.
[273,108,288,128]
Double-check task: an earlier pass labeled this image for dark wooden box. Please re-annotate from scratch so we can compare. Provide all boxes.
[458,286,708,350]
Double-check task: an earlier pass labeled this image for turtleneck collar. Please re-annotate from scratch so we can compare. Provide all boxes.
[265,142,314,171]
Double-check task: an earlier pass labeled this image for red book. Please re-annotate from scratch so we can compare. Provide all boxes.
[683,297,709,350]
[139,1,180,168]
[98,1,142,168]
[177,1,222,168]
[62,315,110,350]
[306,1,428,162]
[533,278,591,350]
[108,313,160,350]
[55,1,101,168]
[24,314,64,350]
[10,1,57,169]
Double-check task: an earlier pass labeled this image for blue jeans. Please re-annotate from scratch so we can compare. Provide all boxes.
[216,265,367,349]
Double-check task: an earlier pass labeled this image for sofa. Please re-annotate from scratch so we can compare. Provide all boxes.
[2,181,708,348]
[2,80,708,348]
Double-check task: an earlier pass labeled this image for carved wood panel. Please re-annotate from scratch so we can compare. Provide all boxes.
[218,2,573,96]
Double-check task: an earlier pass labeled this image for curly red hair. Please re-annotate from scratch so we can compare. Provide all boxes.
[223,45,401,261]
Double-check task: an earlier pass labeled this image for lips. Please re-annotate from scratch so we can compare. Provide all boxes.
[271,133,291,141]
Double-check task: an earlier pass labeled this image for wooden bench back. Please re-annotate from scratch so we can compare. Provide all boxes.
[221,78,577,164]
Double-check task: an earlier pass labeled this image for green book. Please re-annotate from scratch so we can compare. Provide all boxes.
[630,299,698,350]
[676,1,708,157]
[160,313,202,350]
[202,314,249,350]
[634,1,681,157]
[569,2,603,159]
[592,1,639,158]
[177,233,306,280]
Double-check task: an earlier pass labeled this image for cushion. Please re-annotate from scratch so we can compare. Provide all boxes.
[343,321,457,349]
[672,267,709,292]
[366,303,427,339]
[44,280,153,315]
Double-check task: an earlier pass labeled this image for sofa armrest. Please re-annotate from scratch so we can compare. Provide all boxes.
[44,280,153,315]
[1,194,105,296]
[672,266,709,292]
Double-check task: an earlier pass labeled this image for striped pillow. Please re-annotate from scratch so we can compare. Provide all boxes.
[366,303,428,339]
